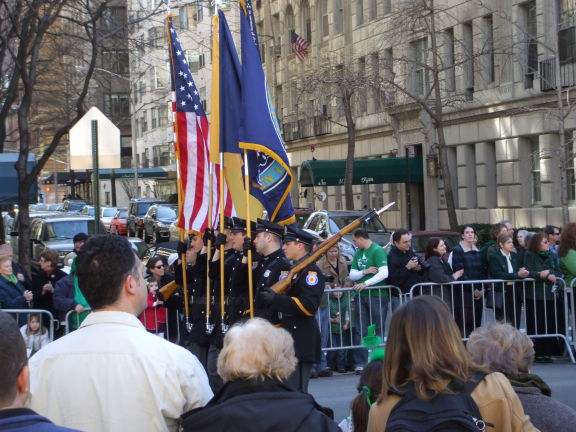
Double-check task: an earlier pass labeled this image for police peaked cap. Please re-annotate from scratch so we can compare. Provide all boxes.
[255,218,284,238]
[218,216,234,232]
[283,226,316,246]
[230,217,256,233]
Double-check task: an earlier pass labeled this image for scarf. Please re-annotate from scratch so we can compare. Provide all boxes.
[508,372,552,396]
[2,274,19,285]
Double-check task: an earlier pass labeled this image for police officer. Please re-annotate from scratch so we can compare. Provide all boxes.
[259,226,325,392]
[252,219,291,321]
[174,233,209,367]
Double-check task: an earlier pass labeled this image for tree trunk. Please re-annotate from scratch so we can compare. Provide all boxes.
[343,91,356,210]
[16,109,33,273]
[429,0,459,231]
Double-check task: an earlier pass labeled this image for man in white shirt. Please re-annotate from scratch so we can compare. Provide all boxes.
[28,235,213,432]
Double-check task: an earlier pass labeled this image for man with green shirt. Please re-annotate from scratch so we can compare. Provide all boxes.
[348,229,391,373]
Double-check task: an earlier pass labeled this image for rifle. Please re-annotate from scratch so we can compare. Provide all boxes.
[270,202,396,295]
[158,280,179,301]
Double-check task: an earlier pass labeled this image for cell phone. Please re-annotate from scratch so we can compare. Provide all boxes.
[410,256,418,262]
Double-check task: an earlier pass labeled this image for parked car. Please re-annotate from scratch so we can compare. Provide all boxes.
[110,208,128,235]
[142,204,178,244]
[60,200,87,213]
[127,198,167,238]
[81,206,117,232]
[11,214,106,270]
[128,237,148,259]
[302,210,391,262]
[409,231,461,259]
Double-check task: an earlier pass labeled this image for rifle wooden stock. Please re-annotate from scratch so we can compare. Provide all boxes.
[270,207,384,295]
[158,280,178,301]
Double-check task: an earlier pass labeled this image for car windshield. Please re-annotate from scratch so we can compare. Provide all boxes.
[330,215,387,233]
[68,202,86,211]
[48,204,60,211]
[137,203,153,216]
[83,207,95,216]
[157,207,177,219]
[45,220,97,240]
[118,210,128,218]
[102,208,116,217]
[35,204,47,211]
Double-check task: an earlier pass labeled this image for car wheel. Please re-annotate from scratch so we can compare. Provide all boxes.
[144,230,152,244]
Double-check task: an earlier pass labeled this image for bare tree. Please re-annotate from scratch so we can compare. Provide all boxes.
[296,57,377,209]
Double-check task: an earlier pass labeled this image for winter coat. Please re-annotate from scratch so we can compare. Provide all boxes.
[181,379,340,432]
[367,372,538,432]
[0,408,81,432]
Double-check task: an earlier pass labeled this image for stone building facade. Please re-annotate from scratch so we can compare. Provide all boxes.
[254,0,576,230]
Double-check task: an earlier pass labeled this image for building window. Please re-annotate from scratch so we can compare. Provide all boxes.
[410,37,428,95]
[148,26,167,48]
[151,66,165,89]
[275,85,283,120]
[301,0,312,43]
[567,131,576,201]
[521,1,538,88]
[179,7,189,29]
[383,0,391,14]
[286,5,295,54]
[106,93,130,117]
[463,21,474,98]
[482,15,495,84]
[102,50,129,75]
[356,0,364,26]
[151,107,158,129]
[369,0,377,20]
[334,0,343,34]
[558,0,576,65]
[530,136,542,203]
[445,28,456,92]
[159,104,169,127]
[321,0,329,38]
[358,57,367,114]
[141,111,148,134]
[186,51,200,73]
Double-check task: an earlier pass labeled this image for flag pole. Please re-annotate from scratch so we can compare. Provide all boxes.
[166,11,191,331]
[210,7,228,332]
[205,162,214,335]
[243,149,255,318]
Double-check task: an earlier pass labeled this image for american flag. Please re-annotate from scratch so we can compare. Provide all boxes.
[291,30,310,61]
[167,17,234,234]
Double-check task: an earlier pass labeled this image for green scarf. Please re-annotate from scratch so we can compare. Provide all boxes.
[71,258,90,329]
[508,372,552,396]
[2,274,19,285]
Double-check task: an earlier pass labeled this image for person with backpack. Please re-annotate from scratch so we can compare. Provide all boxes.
[367,296,538,432]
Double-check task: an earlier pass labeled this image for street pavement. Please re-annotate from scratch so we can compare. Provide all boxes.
[309,361,576,423]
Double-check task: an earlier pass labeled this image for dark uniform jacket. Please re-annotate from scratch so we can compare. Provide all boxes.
[269,260,325,363]
[180,379,340,432]
[31,268,67,316]
[224,250,249,325]
[254,248,290,322]
[175,253,209,346]
[207,248,236,348]
[387,246,426,294]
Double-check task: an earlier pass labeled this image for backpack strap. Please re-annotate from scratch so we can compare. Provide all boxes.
[462,371,487,395]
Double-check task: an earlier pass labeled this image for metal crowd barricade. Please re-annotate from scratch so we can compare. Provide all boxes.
[409,279,575,364]
[318,285,403,355]
[1,308,55,342]
[64,308,92,334]
[568,279,576,353]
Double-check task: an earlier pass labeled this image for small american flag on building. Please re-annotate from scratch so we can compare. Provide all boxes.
[167,16,234,234]
[291,30,310,61]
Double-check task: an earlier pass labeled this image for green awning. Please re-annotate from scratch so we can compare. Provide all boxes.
[98,168,171,180]
[299,157,423,187]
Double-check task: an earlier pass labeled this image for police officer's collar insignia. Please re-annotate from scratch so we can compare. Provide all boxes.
[306,271,319,286]
[279,271,289,280]
[264,269,271,277]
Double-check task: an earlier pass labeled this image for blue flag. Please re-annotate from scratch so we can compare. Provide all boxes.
[238,0,296,226]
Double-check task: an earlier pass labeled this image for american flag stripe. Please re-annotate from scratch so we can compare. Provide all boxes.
[168,17,234,234]
[291,30,310,61]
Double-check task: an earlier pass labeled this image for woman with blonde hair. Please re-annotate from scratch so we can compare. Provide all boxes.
[181,318,340,432]
[468,322,576,431]
[368,296,538,432]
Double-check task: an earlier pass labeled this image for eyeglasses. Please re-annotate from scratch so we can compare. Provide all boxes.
[553,232,561,235]
[154,264,164,269]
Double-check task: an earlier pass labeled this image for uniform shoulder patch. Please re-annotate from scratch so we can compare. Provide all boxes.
[279,271,289,280]
[306,271,319,286]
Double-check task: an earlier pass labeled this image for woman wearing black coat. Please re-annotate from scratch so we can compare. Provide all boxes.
[181,318,340,432]
[423,238,463,308]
